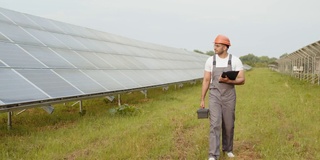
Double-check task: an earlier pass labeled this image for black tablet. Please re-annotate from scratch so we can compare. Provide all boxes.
[221,71,239,80]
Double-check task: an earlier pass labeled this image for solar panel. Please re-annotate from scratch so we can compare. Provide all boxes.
[26,14,64,33]
[81,70,125,90]
[0,69,49,104]
[0,8,41,29]
[0,32,10,42]
[51,33,88,51]
[0,23,43,45]
[0,7,209,111]
[0,42,46,68]
[0,61,5,67]
[23,28,68,48]
[19,44,74,68]
[16,69,83,97]
[54,69,107,94]
[50,48,96,69]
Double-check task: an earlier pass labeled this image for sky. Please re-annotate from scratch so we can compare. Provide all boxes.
[1,0,320,58]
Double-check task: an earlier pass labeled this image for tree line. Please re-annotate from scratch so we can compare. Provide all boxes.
[194,50,280,67]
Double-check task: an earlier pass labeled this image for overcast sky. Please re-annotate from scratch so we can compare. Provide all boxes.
[1,0,320,58]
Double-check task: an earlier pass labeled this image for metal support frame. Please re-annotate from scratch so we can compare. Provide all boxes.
[140,90,148,99]
[106,95,115,102]
[16,109,27,115]
[277,40,320,85]
[174,83,183,89]
[42,105,54,114]
[162,86,169,91]
[7,105,53,129]
[189,80,196,85]
[72,101,85,116]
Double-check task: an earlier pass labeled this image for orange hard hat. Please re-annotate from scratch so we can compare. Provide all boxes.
[214,34,231,46]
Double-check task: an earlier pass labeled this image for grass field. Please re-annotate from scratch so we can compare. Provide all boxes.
[0,68,319,160]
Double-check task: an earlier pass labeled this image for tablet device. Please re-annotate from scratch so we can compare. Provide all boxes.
[221,71,239,80]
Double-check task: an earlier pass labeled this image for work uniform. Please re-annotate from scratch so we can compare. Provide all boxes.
[208,54,236,158]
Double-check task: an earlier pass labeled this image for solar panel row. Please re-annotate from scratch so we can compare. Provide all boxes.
[0,7,209,109]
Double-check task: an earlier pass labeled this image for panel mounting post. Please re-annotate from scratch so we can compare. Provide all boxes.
[7,112,12,130]
[118,94,121,107]
[72,101,86,116]
[162,86,169,91]
[140,90,147,99]
[190,80,196,85]
[79,100,83,113]
[175,83,183,89]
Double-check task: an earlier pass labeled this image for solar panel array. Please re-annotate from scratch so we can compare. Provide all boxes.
[0,7,209,110]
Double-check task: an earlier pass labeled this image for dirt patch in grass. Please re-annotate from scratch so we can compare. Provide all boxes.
[62,138,109,160]
[230,140,262,160]
[64,148,92,160]
[171,117,189,159]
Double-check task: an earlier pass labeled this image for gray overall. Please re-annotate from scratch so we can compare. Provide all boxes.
[208,54,236,158]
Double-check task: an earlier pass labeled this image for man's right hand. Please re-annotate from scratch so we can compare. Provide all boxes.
[200,100,205,109]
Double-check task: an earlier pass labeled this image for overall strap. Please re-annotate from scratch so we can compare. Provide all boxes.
[213,54,232,66]
[228,54,232,66]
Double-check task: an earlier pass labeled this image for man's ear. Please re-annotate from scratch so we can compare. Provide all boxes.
[223,45,227,51]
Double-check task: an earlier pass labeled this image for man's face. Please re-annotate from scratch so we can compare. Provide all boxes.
[214,43,226,55]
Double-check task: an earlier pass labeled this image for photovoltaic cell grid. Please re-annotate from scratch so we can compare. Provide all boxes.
[0,7,209,109]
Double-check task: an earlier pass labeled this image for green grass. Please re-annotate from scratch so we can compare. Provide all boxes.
[236,68,320,159]
[0,68,320,160]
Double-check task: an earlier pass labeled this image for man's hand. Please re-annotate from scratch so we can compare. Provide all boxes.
[200,100,205,109]
[219,75,230,83]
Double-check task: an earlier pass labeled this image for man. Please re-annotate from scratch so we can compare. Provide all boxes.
[200,34,245,160]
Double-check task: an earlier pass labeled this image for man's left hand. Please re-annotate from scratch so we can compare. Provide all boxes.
[219,76,230,83]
